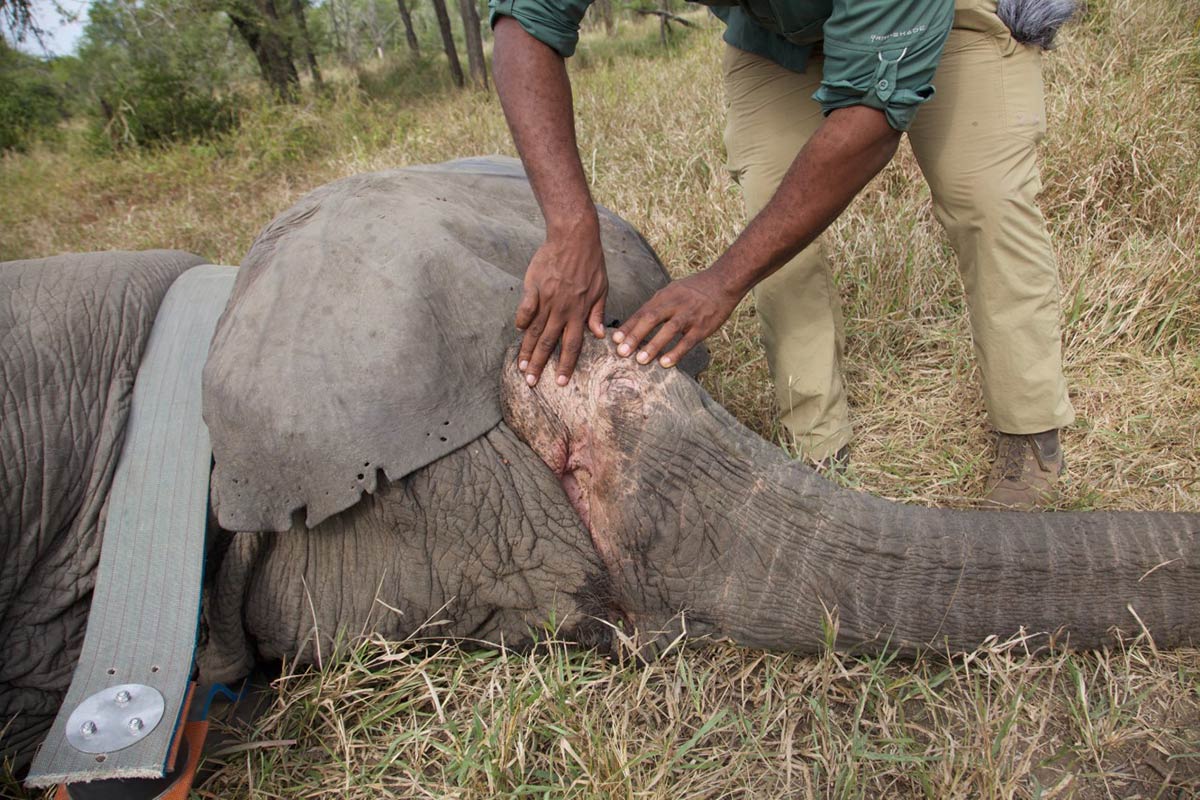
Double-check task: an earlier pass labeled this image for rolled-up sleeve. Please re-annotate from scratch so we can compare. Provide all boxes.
[813,0,954,131]
[489,0,594,57]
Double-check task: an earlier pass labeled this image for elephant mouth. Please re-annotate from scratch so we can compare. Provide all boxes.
[501,339,657,635]
[559,422,633,597]
[525,396,623,588]
[559,462,591,531]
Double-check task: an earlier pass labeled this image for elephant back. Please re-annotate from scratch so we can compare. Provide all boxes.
[203,157,705,533]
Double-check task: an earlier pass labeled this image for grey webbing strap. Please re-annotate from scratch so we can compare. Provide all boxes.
[27,265,236,787]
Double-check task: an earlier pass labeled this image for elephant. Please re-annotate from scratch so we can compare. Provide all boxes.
[1,158,1196,772]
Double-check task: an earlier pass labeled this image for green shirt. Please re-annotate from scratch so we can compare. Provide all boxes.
[488,0,954,130]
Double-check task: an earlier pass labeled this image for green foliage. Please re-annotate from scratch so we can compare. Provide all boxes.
[0,38,64,151]
[87,67,240,151]
[78,0,253,149]
[354,54,458,101]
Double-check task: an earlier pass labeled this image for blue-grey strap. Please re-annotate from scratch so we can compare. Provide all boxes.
[27,265,236,786]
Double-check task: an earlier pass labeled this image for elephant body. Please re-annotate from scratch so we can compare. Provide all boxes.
[3,159,1197,771]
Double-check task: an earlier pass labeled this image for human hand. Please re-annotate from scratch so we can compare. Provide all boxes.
[611,269,741,368]
[516,229,608,386]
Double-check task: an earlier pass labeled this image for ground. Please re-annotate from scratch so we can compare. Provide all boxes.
[1,0,1197,796]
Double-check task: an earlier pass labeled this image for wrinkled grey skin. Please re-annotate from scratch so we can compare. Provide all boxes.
[203,158,703,533]
[4,200,1198,771]
[2,159,691,769]
[1,251,206,766]
[199,423,615,683]
[502,338,1199,656]
[0,243,626,769]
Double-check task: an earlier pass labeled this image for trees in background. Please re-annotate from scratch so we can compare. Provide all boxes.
[76,0,245,146]
[0,0,37,42]
[225,0,302,97]
[4,0,503,107]
[315,0,484,86]
[2,0,659,112]
[289,0,323,85]
[0,0,666,152]
[395,0,419,57]
[0,37,64,150]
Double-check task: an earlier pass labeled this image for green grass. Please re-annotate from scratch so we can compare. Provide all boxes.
[2,2,1199,797]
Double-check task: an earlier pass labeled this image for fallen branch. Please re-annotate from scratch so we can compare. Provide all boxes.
[634,8,697,27]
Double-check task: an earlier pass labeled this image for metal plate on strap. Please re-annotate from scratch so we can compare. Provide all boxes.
[27,265,237,786]
[65,684,165,754]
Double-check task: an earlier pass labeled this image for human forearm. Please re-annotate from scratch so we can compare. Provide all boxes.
[493,16,608,386]
[493,16,597,239]
[613,105,901,367]
[711,105,901,297]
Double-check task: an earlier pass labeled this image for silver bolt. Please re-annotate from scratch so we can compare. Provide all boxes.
[115,690,132,705]
[80,721,98,737]
[128,717,144,733]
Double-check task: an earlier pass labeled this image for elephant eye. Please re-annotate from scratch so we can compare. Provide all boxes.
[602,373,642,404]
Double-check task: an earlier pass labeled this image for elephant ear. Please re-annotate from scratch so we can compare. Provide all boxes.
[203,156,707,532]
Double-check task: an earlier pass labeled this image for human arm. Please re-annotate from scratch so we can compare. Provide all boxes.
[613,104,900,367]
[492,16,607,387]
[613,0,954,367]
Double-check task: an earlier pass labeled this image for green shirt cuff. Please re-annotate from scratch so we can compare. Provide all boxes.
[814,71,934,131]
[813,0,953,132]
[488,0,590,58]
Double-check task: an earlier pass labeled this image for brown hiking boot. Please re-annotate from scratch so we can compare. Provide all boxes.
[812,444,851,476]
[984,429,1064,511]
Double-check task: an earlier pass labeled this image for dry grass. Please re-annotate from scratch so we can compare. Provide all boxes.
[184,632,1199,799]
[2,1,1198,797]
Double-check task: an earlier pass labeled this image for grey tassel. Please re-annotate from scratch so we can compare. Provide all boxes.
[997,0,1079,49]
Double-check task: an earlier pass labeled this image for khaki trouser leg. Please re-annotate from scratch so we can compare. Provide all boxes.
[722,45,851,460]
[907,23,1075,434]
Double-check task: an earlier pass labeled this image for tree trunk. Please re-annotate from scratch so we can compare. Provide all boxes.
[288,0,322,87]
[328,0,359,64]
[501,342,1200,656]
[598,0,615,36]
[227,0,301,99]
[456,0,487,89]
[429,0,464,87]
[396,0,421,58]
[327,0,344,59]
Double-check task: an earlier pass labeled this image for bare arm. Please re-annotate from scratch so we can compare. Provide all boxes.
[613,105,901,367]
[493,16,607,387]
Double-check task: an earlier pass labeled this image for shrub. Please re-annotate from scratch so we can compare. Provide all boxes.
[0,43,64,152]
[88,66,240,151]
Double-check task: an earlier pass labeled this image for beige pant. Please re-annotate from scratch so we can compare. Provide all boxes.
[723,3,1076,460]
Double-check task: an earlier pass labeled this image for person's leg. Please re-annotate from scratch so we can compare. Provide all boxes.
[722,44,850,462]
[907,9,1075,507]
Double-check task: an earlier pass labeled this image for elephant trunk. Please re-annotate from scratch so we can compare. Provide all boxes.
[501,341,1200,655]
[707,479,1200,654]
[609,392,1200,654]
